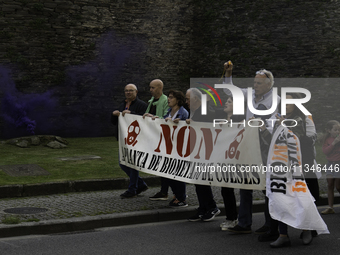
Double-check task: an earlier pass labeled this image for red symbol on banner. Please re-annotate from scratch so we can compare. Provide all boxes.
[125,120,140,146]
[225,129,245,160]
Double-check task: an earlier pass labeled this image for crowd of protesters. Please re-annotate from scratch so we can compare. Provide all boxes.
[111,61,340,248]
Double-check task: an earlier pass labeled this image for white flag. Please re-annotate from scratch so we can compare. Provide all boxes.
[266,126,329,234]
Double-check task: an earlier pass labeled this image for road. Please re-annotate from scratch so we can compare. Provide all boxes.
[0,206,339,255]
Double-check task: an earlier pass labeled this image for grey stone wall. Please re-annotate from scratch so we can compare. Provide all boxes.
[190,0,340,132]
[0,0,339,138]
[0,0,194,138]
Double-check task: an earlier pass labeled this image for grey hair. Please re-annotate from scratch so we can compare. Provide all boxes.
[257,69,274,88]
[187,88,202,101]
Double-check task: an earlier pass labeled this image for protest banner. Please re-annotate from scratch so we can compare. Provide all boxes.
[118,114,265,190]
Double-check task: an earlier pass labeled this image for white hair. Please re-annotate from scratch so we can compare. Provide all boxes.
[257,69,274,88]
[187,88,202,101]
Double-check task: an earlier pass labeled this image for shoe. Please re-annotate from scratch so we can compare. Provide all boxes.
[321,207,335,214]
[120,190,137,199]
[258,231,280,242]
[201,208,221,222]
[227,224,252,234]
[220,220,238,230]
[136,185,148,195]
[300,230,318,238]
[149,192,168,201]
[270,236,291,248]
[255,225,271,234]
[169,199,188,207]
[301,230,313,245]
[188,212,203,222]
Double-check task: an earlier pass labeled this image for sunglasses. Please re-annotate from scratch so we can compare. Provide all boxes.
[256,71,270,79]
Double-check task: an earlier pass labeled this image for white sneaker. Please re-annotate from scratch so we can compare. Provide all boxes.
[220,219,238,230]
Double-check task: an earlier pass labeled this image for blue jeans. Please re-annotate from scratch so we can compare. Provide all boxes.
[238,189,253,228]
[119,162,146,194]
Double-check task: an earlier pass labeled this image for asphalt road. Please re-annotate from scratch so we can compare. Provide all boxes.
[0,205,339,255]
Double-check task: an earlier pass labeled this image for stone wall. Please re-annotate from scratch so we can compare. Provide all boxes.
[191,0,340,132]
[0,0,339,138]
[0,0,194,138]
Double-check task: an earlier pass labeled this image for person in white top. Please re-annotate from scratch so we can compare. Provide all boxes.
[222,61,280,235]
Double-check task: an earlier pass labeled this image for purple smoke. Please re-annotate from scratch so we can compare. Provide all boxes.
[0,31,143,139]
[2,93,37,134]
[0,70,57,137]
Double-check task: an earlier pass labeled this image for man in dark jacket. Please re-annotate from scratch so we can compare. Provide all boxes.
[185,88,221,222]
[111,84,148,198]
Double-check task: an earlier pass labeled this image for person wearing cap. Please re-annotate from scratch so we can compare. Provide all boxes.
[222,61,281,234]
[111,83,149,198]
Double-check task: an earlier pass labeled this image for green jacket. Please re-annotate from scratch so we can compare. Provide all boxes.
[145,94,169,118]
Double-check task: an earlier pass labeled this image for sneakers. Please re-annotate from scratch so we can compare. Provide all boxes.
[136,185,148,195]
[188,212,203,222]
[220,219,238,231]
[254,225,271,234]
[270,236,291,248]
[169,199,188,207]
[120,190,137,199]
[149,192,168,201]
[321,207,335,214]
[227,224,252,234]
[201,208,221,222]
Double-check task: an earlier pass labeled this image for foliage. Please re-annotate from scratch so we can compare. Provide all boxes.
[1,215,21,224]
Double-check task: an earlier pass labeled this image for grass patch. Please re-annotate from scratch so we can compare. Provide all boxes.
[71,212,84,217]
[0,136,151,186]
[0,136,329,187]
[1,215,21,224]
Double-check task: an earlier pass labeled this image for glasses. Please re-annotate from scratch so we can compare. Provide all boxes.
[124,89,136,93]
[256,71,270,79]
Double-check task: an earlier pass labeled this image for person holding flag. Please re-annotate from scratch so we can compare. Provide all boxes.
[266,93,328,248]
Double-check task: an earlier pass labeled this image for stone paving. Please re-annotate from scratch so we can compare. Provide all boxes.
[0,178,330,224]
[0,185,232,223]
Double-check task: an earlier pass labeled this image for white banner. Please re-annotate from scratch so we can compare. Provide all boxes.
[118,114,265,190]
[267,126,329,234]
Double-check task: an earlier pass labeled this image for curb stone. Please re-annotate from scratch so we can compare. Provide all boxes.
[0,177,338,238]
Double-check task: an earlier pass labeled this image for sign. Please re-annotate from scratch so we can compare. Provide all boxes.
[119,114,265,190]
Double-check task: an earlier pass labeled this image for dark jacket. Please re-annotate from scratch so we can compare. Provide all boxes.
[190,106,215,122]
[111,96,147,139]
